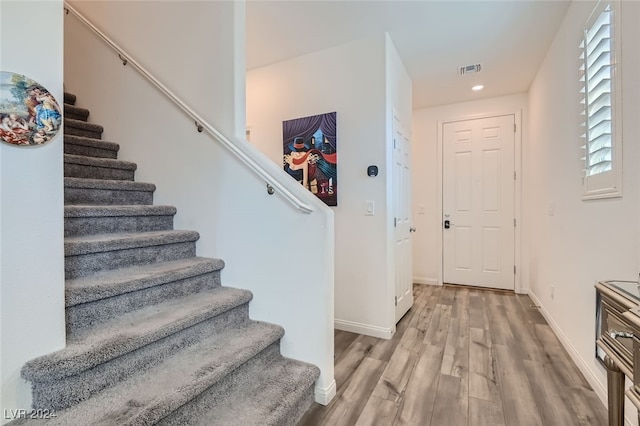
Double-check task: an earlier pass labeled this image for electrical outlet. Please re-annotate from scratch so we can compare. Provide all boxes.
[551,285,555,300]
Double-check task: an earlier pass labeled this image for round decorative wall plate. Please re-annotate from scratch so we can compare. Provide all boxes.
[0,71,61,146]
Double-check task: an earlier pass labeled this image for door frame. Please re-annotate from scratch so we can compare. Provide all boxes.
[436,110,524,294]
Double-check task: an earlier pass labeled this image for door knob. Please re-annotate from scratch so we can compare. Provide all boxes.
[410,227,416,233]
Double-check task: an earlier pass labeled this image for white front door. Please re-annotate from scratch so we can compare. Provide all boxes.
[442,115,515,290]
[394,117,413,322]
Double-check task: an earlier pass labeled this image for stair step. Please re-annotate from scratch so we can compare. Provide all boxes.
[65,205,176,237]
[64,118,103,139]
[64,103,90,121]
[64,154,137,181]
[22,287,254,411]
[66,257,224,331]
[64,135,119,159]
[164,356,319,426]
[64,92,77,105]
[65,177,155,206]
[65,230,199,278]
[20,322,295,425]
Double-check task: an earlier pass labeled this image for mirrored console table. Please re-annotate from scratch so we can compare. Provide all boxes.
[596,280,640,426]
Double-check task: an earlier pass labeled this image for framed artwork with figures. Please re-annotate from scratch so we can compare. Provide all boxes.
[283,112,337,206]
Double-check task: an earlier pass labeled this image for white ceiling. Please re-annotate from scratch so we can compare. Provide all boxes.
[246,0,571,109]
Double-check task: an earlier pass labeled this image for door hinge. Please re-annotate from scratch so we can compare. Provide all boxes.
[514,123,516,133]
[514,171,516,180]
[514,218,516,227]
[394,217,397,227]
[395,296,398,306]
[514,265,516,274]
[393,138,396,149]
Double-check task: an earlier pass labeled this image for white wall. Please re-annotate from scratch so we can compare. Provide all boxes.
[526,0,640,421]
[67,0,245,140]
[412,93,528,287]
[0,1,65,422]
[385,34,413,132]
[247,34,409,339]
[64,1,336,403]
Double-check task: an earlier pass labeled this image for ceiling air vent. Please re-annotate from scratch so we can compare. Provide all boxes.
[459,64,482,76]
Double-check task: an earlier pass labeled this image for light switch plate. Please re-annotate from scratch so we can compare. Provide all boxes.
[365,201,375,216]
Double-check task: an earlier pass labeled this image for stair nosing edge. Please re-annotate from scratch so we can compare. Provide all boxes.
[64,205,177,218]
[65,257,224,306]
[64,177,155,191]
[64,230,200,256]
[64,154,137,171]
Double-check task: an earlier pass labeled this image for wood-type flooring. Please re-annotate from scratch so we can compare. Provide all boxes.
[299,284,607,426]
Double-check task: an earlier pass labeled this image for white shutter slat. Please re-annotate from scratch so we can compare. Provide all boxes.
[588,133,611,153]
[588,92,611,116]
[588,119,611,140]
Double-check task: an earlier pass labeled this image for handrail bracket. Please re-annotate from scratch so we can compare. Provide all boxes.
[267,184,275,195]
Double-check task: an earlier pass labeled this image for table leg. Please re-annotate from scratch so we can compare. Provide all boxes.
[604,355,625,426]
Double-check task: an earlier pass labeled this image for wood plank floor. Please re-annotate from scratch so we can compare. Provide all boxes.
[299,284,607,426]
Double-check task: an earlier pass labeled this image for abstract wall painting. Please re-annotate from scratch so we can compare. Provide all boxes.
[283,112,337,206]
[0,71,61,146]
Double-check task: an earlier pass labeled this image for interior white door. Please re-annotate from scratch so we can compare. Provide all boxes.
[443,115,515,290]
[394,117,413,322]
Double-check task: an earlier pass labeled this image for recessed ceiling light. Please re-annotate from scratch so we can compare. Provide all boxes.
[472,85,484,91]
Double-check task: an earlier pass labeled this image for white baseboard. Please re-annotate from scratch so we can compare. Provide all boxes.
[314,379,336,405]
[528,291,610,410]
[334,319,393,339]
[413,276,440,285]
[530,292,638,425]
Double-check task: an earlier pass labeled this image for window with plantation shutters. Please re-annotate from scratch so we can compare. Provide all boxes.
[579,0,622,200]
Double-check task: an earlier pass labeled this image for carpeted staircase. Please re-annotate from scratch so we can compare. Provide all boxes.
[14,92,319,425]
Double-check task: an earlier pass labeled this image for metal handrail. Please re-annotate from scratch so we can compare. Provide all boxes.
[63,2,314,214]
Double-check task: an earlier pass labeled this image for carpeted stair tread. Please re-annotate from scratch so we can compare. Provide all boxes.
[64,135,119,159]
[64,205,177,236]
[65,134,119,151]
[16,321,286,426]
[64,154,136,181]
[64,92,77,105]
[178,357,320,426]
[22,286,253,382]
[65,177,155,192]
[64,230,198,278]
[64,178,155,206]
[64,154,137,181]
[64,154,137,171]
[65,205,176,218]
[66,256,224,306]
[64,103,90,121]
[65,118,104,135]
[65,230,199,256]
